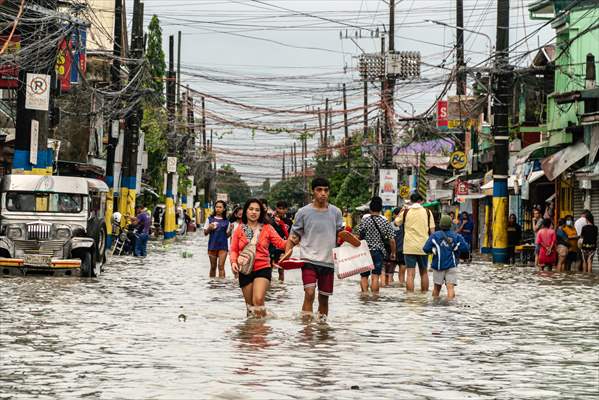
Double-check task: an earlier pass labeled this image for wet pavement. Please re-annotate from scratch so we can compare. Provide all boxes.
[1,233,598,399]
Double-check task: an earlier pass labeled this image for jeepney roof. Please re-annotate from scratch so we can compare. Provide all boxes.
[1,175,108,195]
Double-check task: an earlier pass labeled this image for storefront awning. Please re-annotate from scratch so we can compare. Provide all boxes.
[480,176,519,190]
[515,141,550,165]
[527,170,545,183]
[541,142,589,181]
[575,162,599,178]
[456,194,487,200]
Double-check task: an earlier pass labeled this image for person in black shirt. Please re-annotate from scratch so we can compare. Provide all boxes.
[507,214,522,264]
[580,212,598,274]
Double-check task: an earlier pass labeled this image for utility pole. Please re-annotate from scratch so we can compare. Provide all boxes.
[176,31,182,107]
[119,0,143,220]
[13,0,58,175]
[491,0,510,264]
[382,0,396,168]
[318,107,323,150]
[303,134,308,204]
[201,97,206,151]
[105,0,123,246]
[164,34,177,240]
[282,150,286,181]
[343,83,350,170]
[363,80,368,137]
[456,0,466,96]
[324,98,329,160]
[293,142,297,174]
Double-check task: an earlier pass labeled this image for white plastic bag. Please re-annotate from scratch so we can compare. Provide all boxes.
[333,240,374,279]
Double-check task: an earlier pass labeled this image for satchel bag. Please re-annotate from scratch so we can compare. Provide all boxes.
[238,226,262,275]
[370,216,392,259]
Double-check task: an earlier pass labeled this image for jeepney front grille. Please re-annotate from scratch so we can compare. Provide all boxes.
[27,223,52,241]
[13,240,65,256]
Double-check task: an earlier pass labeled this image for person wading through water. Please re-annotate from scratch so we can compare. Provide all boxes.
[230,199,287,318]
[285,177,343,321]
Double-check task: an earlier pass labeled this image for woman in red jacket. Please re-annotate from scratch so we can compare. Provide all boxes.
[231,199,287,317]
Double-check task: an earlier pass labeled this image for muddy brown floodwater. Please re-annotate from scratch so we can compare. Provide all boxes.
[1,234,598,399]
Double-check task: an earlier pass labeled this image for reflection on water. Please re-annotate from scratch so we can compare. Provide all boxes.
[1,235,598,399]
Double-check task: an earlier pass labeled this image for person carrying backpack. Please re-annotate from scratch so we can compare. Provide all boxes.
[423,214,469,299]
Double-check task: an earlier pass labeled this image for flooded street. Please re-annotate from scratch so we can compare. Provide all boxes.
[1,233,597,400]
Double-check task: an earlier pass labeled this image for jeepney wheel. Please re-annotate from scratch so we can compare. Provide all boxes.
[80,252,93,277]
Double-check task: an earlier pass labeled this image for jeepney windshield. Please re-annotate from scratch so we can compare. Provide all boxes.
[6,192,84,213]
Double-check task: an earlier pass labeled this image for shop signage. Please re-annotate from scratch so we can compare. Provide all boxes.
[450,151,467,170]
[217,193,229,202]
[55,37,72,91]
[0,35,20,89]
[399,185,410,199]
[379,168,398,206]
[455,179,469,196]
[167,157,177,173]
[437,100,448,128]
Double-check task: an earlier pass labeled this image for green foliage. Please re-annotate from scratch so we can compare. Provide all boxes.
[268,177,305,208]
[314,132,373,210]
[146,15,166,102]
[216,164,251,205]
[142,106,168,194]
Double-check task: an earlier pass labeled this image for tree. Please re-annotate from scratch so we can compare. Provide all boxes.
[215,164,251,205]
[268,177,305,208]
[145,15,166,102]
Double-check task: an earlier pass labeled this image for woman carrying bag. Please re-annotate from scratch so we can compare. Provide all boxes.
[230,199,287,317]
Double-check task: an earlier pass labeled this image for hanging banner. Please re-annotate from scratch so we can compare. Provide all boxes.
[70,29,87,84]
[379,168,398,207]
[455,179,469,196]
[55,37,72,92]
[418,153,427,200]
[437,100,448,129]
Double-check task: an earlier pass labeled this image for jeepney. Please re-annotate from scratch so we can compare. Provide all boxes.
[0,175,108,277]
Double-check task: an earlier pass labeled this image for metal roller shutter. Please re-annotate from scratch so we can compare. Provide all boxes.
[573,184,585,218]
[591,182,599,219]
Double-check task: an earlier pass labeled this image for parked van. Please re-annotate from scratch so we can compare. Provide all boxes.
[0,175,108,277]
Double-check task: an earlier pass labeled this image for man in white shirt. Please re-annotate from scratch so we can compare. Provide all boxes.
[575,210,590,236]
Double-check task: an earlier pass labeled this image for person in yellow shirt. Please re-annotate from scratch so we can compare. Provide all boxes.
[399,193,436,293]
[562,215,579,271]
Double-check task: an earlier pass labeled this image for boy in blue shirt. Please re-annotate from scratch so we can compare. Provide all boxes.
[423,214,469,299]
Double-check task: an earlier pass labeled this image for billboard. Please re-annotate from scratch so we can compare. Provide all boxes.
[379,169,398,207]
[0,35,20,89]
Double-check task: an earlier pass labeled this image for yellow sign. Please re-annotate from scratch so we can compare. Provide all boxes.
[399,185,410,199]
[448,119,477,129]
[450,151,467,170]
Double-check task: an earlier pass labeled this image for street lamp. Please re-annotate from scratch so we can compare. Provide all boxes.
[424,19,494,60]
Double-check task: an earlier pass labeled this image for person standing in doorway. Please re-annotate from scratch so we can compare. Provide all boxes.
[270,200,292,282]
[580,212,597,274]
[400,192,435,293]
[204,200,231,278]
[507,214,522,264]
[356,196,396,293]
[285,177,343,320]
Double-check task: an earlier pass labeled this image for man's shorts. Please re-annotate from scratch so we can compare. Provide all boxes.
[404,254,428,271]
[302,263,334,296]
[239,267,272,288]
[396,252,405,266]
[433,268,458,286]
[361,250,384,277]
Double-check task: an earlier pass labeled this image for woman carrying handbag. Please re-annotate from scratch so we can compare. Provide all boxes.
[230,199,287,317]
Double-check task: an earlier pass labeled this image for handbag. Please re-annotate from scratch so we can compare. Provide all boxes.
[238,226,262,275]
[333,240,374,279]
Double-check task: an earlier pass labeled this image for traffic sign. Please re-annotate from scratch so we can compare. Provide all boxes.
[399,185,410,199]
[25,73,50,111]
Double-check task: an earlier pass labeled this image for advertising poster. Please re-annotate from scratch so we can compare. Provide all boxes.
[379,169,398,207]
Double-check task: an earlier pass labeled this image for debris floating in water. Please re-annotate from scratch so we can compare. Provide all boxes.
[181,251,193,258]
[178,314,187,322]
[351,385,360,390]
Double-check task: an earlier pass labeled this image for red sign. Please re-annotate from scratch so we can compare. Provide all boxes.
[455,179,469,196]
[0,35,21,89]
[55,38,72,91]
[437,100,448,128]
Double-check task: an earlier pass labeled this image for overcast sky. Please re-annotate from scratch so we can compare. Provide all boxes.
[128,0,553,185]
